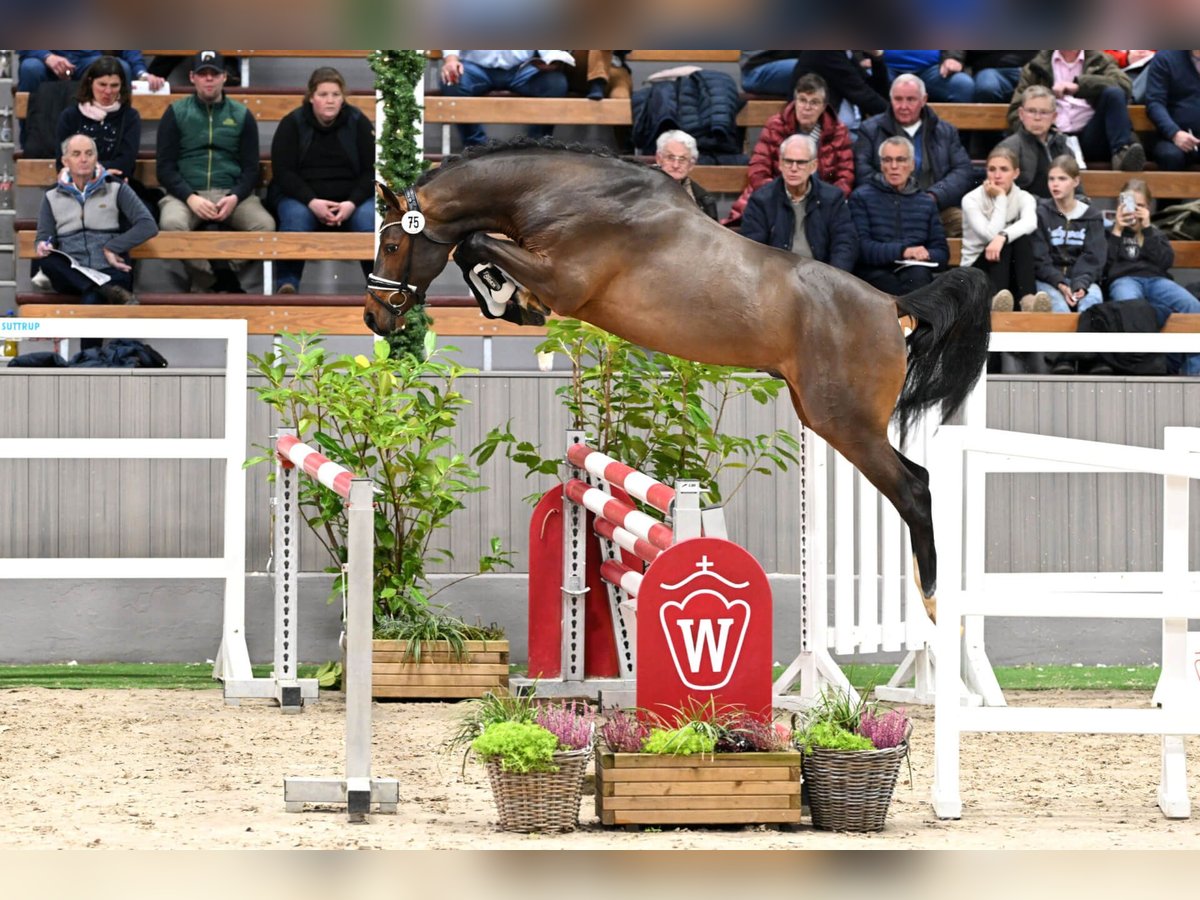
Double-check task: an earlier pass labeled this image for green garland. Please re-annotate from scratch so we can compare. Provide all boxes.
[369,49,432,358]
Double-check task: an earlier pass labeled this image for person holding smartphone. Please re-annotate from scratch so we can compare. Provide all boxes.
[1105,178,1200,375]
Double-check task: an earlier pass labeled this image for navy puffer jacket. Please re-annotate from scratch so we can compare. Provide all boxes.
[854,106,976,210]
[740,175,858,272]
[848,173,949,268]
[632,70,745,160]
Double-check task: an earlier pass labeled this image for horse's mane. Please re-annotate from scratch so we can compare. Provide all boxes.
[415,136,664,187]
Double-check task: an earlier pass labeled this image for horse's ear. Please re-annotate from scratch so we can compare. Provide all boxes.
[376,181,402,212]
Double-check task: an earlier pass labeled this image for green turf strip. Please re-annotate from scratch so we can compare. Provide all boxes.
[0,662,1162,692]
[0,663,321,691]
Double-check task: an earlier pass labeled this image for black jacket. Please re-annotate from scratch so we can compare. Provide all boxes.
[270,103,374,208]
[632,70,745,161]
[740,175,858,272]
[854,105,975,210]
[1104,226,1176,284]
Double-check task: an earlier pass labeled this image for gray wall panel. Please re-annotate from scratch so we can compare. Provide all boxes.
[3,372,1199,575]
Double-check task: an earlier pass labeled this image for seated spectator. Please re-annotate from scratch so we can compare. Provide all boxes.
[654,130,717,219]
[939,51,1037,102]
[1008,51,1145,171]
[1144,51,1200,172]
[269,66,374,294]
[35,134,157,313]
[1105,177,1200,376]
[996,86,1073,200]
[882,50,973,102]
[740,135,858,272]
[1032,156,1107,324]
[854,73,974,237]
[724,73,854,228]
[960,146,1044,312]
[156,51,275,293]
[741,52,889,141]
[566,50,631,100]
[1103,50,1156,102]
[55,57,140,182]
[18,50,164,96]
[439,50,572,146]
[848,136,949,294]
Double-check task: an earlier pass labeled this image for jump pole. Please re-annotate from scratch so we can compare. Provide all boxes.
[278,435,398,821]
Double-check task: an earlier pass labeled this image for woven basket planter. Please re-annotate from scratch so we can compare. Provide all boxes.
[803,742,907,832]
[483,747,592,833]
[371,639,509,699]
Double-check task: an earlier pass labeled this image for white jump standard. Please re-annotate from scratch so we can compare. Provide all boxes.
[277,434,398,821]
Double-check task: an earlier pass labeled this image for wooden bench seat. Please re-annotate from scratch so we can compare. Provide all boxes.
[689,165,1200,196]
[143,50,373,58]
[15,301,1200,339]
[422,96,1155,133]
[15,297,540,337]
[14,90,376,122]
[948,238,1200,268]
[16,230,373,260]
[424,51,742,63]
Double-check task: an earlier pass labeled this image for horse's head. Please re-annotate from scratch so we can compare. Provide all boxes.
[364,181,455,336]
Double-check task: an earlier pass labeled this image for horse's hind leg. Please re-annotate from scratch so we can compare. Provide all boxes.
[842,437,937,620]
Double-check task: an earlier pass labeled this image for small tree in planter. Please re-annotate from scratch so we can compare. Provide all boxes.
[492,318,801,505]
[793,688,912,832]
[594,700,802,828]
[248,332,511,697]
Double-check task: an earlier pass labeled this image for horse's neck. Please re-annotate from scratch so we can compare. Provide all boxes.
[429,159,543,238]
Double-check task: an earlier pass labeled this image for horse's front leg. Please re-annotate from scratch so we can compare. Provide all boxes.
[457,233,582,324]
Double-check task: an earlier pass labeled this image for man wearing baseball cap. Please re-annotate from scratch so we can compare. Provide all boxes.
[155,50,275,292]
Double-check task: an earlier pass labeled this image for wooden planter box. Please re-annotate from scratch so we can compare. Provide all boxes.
[371,639,509,699]
[595,744,803,827]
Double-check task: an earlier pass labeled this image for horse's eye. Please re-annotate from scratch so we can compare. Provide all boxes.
[385,243,399,254]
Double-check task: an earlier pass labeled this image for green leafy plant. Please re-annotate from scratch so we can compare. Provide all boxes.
[642,725,717,756]
[247,333,512,650]
[793,687,911,755]
[368,49,432,359]
[471,721,560,774]
[494,319,800,506]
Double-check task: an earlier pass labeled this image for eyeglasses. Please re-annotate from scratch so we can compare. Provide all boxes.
[1022,108,1055,118]
[880,156,911,165]
[780,158,813,168]
[659,153,693,165]
[793,97,824,107]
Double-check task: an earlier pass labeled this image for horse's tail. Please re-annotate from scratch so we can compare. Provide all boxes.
[892,266,991,445]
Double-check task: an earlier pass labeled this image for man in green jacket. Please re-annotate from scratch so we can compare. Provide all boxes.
[156,51,275,292]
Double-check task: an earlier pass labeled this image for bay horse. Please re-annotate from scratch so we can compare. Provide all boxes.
[365,139,991,620]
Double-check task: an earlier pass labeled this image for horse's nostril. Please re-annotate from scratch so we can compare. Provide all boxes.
[364,311,377,333]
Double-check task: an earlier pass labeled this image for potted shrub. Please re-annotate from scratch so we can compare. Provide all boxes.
[248,332,512,699]
[453,691,596,833]
[793,688,911,832]
[593,701,803,828]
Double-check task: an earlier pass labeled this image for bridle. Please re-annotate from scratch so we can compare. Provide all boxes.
[366,187,455,317]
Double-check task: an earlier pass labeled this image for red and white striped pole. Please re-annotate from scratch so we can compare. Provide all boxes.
[594,516,661,564]
[566,443,675,515]
[600,559,642,597]
[276,434,356,500]
[564,479,674,552]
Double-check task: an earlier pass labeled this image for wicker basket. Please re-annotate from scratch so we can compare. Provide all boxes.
[803,742,907,832]
[484,747,592,833]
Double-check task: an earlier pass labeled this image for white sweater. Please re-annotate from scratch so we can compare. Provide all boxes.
[959,183,1038,267]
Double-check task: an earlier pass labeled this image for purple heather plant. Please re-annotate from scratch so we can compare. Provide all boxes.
[598,708,650,753]
[534,700,597,751]
[858,707,909,750]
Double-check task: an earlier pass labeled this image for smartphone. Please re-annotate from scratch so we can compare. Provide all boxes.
[1119,191,1137,215]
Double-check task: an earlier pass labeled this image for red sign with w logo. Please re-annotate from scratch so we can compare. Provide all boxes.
[636,537,772,722]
